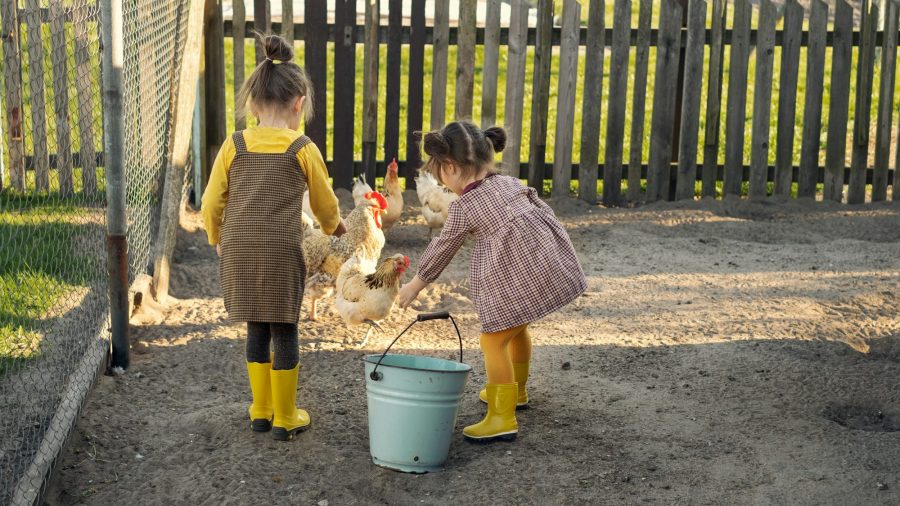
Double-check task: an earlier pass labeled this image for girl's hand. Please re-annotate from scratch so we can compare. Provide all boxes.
[332,220,348,237]
[216,244,221,257]
[397,276,428,309]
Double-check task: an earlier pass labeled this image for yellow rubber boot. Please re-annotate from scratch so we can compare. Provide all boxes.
[246,361,273,432]
[480,362,529,408]
[464,383,518,442]
[270,364,311,441]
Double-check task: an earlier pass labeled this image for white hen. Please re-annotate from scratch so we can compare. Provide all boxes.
[335,253,409,347]
[352,174,374,207]
[415,170,459,236]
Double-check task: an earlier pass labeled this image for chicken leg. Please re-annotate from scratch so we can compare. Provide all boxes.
[356,319,384,349]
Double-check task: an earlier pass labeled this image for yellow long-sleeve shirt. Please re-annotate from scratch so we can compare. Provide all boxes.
[201,126,341,245]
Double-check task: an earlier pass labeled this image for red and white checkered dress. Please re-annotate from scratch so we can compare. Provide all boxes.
[417,174,587,333]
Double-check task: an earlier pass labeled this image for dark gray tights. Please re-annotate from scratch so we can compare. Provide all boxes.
[246,322,299,370]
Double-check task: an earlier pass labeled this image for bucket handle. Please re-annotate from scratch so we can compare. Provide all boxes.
[369,311,463,381]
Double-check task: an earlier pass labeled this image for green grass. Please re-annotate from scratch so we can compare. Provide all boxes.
[0,193,103,375]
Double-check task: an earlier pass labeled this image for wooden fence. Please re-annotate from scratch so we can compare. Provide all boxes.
[0,0,101,197]
[2,0,899,204]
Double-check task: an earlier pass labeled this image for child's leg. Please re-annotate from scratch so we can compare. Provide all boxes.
[479,324,531,407]
[270,323,299,370]
[246,322,271,363]
[479,325,522,384]
[508,325,532,364]
[246,322,273,432]
[507,325,531,405]
[465,325,527,441]
[269,323,309,441]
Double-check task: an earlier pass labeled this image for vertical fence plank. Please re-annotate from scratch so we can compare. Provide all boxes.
[25,0,49,191]
[455,0,476,120]
[848,0,878,204]
[253,0,269,63]
[481,0,501,128]
[527,0,553,191]
[431,0,449,130]
[233,0,246,130]
[362,0,380,182]
[304,0,327,151]
[204,0,226,192]
[824,0,853,202]
[749,0,776,200]
[1,0,23,191]
[627,0,652,201]
[701,0,725,198]
[675,0,706,201]
[50,0,73,196]
[646,0,683,202]
[798,0,828,199]
[406,0,425,188]
[875,0,899,201]
[552,0,580,199]
[153,0,205,302]
[73,2,97,194]
[501,0,528,177]
[579,0,604,204]
[774,0,802,197]
[282,0,293,44]
[723,0,751,197]
[604,0,631,204]
[333,0,357,189]
[383,0,401,164]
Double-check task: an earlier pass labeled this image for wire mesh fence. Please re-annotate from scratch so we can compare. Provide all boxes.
[122,0,192,286]
[0,0,193,502]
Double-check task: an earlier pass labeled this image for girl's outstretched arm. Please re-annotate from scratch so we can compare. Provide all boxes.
[400,201,469,309]
[398,275,428,309]
[416,201,469,283]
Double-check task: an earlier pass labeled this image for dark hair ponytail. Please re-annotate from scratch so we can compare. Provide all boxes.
[236,34,314,122]
[483,127,506,153]
[421,121,507,181]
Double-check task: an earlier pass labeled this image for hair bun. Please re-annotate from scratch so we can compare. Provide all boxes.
[483,126,507,153]
[264,34,294,62]
[423,131,451,158]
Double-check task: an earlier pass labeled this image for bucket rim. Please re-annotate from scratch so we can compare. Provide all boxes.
[362,353,472,374]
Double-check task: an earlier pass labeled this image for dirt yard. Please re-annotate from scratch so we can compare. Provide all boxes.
[45,192,899,505]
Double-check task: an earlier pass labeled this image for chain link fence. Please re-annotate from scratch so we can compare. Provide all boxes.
[122,0,192,285]
[0,0,193,502]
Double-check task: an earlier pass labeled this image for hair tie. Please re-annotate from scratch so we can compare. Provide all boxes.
[265,57,282,65]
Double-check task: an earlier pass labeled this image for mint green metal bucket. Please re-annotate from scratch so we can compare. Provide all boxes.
[363,312,471,473]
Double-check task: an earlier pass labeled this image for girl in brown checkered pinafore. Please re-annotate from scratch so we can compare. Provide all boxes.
[398,120,587,442]
[201,35,345,442]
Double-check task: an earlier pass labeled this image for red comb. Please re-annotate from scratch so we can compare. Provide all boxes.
[364,191,388,210]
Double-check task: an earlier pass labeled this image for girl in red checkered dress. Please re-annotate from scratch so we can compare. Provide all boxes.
[398,120,587,442]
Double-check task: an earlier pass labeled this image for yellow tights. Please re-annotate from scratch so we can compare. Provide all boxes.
[480,324,532,384]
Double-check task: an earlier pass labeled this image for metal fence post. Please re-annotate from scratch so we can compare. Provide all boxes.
[100,0,130,370]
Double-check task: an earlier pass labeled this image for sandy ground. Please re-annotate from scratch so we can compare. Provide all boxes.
[44,192,899,505]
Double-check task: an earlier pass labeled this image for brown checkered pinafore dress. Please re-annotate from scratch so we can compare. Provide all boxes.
[219,132,310,323]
